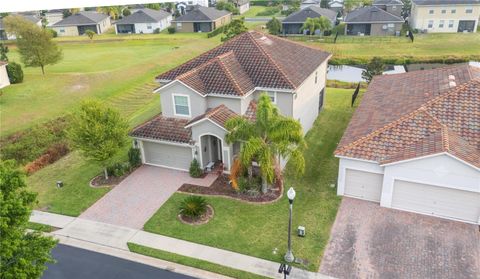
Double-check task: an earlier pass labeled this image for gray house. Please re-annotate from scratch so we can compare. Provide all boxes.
[344,6,404,35]
[282,6,337,35]
[51,11,111,36]
[115,8,172,34]
[171,6,232,33]
[130,31,331,172]
[372,0,403,17]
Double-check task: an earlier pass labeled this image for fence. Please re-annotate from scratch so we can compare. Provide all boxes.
[284,34,411,44]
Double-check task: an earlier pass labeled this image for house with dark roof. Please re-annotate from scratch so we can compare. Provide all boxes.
[300,0,320,10]
[114,8,172,34]
[282,6,337,35]
[410,0,480,33]
[130,31,331,172]
[372,0,403,17]
[335,64,480,224]
[171,6,232,32]
[51,11,111,36]
[0,14,42,40]
[0,61,9,89]
[344,6,404,35]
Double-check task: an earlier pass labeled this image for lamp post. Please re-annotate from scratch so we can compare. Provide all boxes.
[284,187,296,262]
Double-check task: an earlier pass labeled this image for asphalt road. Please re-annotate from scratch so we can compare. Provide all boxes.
[42,244,197,279]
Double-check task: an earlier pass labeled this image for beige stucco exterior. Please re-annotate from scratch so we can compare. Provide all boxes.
[410,2,480,32]
[173,14,232,33]
[53,17,112,36]
[0,63,10,89]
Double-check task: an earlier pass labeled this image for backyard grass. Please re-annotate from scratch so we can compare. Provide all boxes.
[143,88,360,271]
[241,6,282,18]
[128,243,268,279]
[299,33,480,64]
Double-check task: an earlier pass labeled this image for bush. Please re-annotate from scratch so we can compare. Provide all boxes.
[179,196,207,219]
[46,28,57,38]
[167,26,176,34]
[106,162,130,177]
[24,142,69,175]
[128,147,141,168]
[153,28,161,34]
[189,158,203,178]
[207,25,225,38]
[6,62,24,84]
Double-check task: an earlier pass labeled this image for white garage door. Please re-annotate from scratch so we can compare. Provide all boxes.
[392,180,480,224]
[344,169,383,202]
[142,141,192,171]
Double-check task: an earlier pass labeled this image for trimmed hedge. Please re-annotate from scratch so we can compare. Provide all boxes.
[6,62,24,84]
[207,25,225,38]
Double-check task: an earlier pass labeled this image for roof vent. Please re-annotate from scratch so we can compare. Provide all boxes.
[448,75,455,81]
[449,81,456,88]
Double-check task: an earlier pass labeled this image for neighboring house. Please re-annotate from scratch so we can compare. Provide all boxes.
[335,65,480,225]
[51,11,111,36]
[130,31,331,173]
[231,0,251,14]
[0,14,42,40]
[300,0,320,10]
[172,6,231,32]
[115,8,172,34]
[344,6,404,35]
[282,6,337,35]
[372,0,403,17]
[410,0,480,33]
[44,9,65,26]
[0,61,10,89]
[329,0,344,13]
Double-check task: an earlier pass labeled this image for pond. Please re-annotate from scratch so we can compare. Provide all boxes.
[328,61,480,82]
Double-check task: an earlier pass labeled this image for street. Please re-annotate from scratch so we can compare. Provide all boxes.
[42,244,197,279]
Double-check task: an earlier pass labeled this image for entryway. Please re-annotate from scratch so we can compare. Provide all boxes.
[199,134,223,171]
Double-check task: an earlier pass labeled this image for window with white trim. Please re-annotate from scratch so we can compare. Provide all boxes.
[441,9,446,14]
[177,22,182,29]
[429,9,434,14]
[428,20,434,28]
[267,91,276,103]
[439,20,444,28]
[466,7,473,13]
[448,20,454,28]
[451,9,456,14]
[173,95,190,116]
[147,23,152,29]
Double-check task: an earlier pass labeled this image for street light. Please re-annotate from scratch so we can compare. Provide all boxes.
[284,187,296,262]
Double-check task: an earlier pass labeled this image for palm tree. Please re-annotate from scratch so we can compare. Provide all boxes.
[302,17,332,36]
[225,93,306,193]
[97,6,123,20]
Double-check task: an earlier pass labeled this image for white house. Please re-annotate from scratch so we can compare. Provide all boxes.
[44,9,65,26]
[0,14,42,40]
[115,8,172,34]
[0,61,10,89]
[335,65,480,224]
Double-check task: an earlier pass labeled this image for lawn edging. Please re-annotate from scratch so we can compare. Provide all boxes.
[127,243,269,279]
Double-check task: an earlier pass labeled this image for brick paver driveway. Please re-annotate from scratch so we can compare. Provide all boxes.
[80,165,217,229]
[320,197,480,279]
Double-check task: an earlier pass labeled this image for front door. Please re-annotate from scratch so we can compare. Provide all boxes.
[458,20,475,32]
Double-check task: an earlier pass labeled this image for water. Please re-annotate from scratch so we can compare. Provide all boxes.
[327,61,479,82]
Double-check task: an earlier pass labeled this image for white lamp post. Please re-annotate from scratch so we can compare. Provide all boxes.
[284,187,296,262]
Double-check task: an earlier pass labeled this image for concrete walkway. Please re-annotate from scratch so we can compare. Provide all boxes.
[80,165,217,229]
[31,211,333,279]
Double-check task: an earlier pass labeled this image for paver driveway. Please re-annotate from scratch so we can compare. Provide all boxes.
[320,197,480,279]
[80,165,217,229]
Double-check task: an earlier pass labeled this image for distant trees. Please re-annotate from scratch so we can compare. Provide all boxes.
[362,57,385,83]
[401,0,412,18]
[216,1,240,15]
[266,17,282,35]
[221,18,248,42]
[4,15,62,75]
[97,6,122,19]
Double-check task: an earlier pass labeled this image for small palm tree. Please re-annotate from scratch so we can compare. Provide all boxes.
[225,93,306,194]
[301,17,332,36]
[179,196,208,219]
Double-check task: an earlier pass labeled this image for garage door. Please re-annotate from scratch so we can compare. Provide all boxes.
[344,169,383,202]
[142,141,192,171]
[392,180,480,224]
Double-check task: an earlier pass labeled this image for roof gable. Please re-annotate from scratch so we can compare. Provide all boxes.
[283,6,337,23]
[185,104,238,129]
[53,11,108,26]
[173,6,230,22]
[115,8,170,24]
[345,6,404,23]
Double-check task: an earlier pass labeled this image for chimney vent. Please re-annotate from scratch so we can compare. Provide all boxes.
[449,81,457,88]
[448,75,455,81]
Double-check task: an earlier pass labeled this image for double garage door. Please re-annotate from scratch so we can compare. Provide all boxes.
[343,169,480,224]
[142,141,192,171]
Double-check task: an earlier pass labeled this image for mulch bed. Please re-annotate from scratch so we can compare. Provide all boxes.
[178,174,282,203]
[178,205,214,225]
[90,167,138,188]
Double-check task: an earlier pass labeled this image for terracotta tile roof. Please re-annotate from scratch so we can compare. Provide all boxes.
[157,31,331,96]
[130,115,192,143]
[336,65,480,168]
[244,100,257,122]
[186,104,238,128]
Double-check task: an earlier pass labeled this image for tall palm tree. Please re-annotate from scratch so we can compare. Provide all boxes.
[225,93,306,193]
[97,6,123,20]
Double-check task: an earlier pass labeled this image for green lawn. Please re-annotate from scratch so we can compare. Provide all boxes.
[1,33,221,136]
[143,88,359,271]
[241,6,282,18]
[300,33,480,64]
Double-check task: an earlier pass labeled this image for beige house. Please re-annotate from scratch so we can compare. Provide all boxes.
[0,61,10,89]
[410,0,480,32]
[52,11,111,36]
[172,6,231,33]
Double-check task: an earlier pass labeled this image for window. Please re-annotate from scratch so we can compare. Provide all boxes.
[439,20,444,28]
[429,9,434,14]
[448,20,454,28]
[147,24,152,29]
[392,5,397,10]
[451,9,456,14]
[428,20,434,28]
[466,7,473,13]
[177,23,182,29]
[60,29,65,33]
[441,9,446,14]
[267,91,276,103]
[173,95,190,116]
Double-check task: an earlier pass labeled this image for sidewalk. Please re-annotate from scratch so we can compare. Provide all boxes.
[31,210,333,279]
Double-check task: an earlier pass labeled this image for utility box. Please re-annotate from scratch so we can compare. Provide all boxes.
[297,226,305,237]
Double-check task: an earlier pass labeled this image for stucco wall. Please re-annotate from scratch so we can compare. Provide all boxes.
[0,64,10,89]
[97,17,112,34]
[410,3,480,32]
[252,90,293,117]
[336,157,385,196]
[213,14,232,29]
[238,3,250,14]
[132,17,172,33]
[53,25,79,36]
[159,82,207,119]
[207,96,242,114]
[174,22,195,32]
[370,22,402,36]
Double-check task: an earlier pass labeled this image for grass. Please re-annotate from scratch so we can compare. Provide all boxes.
[241,6,282,18]
[27,222,55,232]
[127,243,269,279]
[299,33,480,64]
[1,33,221,136]
[143,88,360,271]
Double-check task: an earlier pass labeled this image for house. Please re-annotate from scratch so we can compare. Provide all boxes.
[0,61,9,89]
[130,31,331,173]
[344,6,404,35]
[115,8,172,34]
[0,14,42,40]
[282,6,337,35]
[409,0,480,33]
[335,65,480,225]
[231,0,251,14]
[300,0,320,10]
[329,0,344,13]
[172,6,231,32]
[372,0,403,17]
[44,9,65,26]
[51,11,111,36]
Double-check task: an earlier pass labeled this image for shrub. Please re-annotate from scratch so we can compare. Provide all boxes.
[6,62,24,84]
[46,28,57,38]
[128,147,141,168]
[106,162,130,177]
[207,25,225,38]
[179,196,207,219]
[153,28,161,34]
[24,142,69,175]
[189,158,203,178]
[167,26,176,34]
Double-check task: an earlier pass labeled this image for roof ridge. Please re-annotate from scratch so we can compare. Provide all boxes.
[216,51,246,96]
[176,55,221,80]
